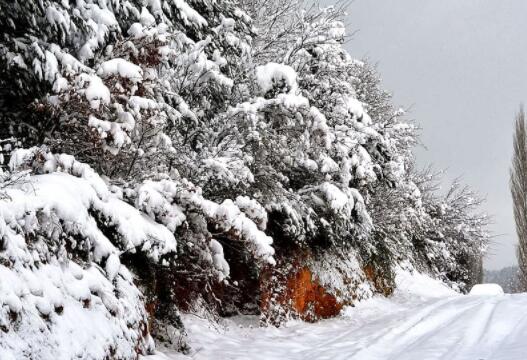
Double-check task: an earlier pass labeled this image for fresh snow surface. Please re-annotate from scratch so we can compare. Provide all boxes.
[144,271,527,360]
[469,283,505,296]
[255,63,298,94]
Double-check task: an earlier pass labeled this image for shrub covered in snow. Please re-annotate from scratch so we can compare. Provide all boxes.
[0,147,278,358]
[0,149,166,359]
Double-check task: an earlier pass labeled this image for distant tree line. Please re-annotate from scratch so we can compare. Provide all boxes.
[484,266,523,293]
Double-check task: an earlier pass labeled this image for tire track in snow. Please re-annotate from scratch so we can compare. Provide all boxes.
[479,298,527,360]
[342,297,464,359]
[433,296,503,360]
[387,297,485,360]
[305,301,415,353]
[158,294,527,360]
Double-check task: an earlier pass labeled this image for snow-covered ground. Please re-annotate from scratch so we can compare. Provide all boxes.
[146,271,527,360]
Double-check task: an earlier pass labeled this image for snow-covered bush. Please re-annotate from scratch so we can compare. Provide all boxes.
[0,147,279,357]
[0,148,174,359]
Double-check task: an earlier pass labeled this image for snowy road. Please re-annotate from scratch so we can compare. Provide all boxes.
[153,293,527,360]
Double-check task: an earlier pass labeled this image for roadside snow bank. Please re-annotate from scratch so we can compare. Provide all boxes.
[0,149,180,359]
[392,267,458,301]
[1,148,278,358]
[469,283,504,296]
[339,267,458,322]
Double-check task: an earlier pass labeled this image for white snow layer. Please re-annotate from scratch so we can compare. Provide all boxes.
[98,58,143,82]
[469,283,505,296]
[256,62,298,95]
[85,75,111,109]
[144,270,527,360]
[0,149,179,359]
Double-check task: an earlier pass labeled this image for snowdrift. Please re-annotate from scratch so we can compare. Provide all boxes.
[0,152,176,358]
[469,284,505,296]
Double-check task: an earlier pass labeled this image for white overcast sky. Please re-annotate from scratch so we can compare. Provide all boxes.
[339,0,527,269]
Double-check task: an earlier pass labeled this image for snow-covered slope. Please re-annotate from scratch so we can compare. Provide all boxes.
[0,155,177,359]
[0,147,280,359]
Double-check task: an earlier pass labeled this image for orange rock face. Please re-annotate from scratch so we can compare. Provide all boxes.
[261,265,343,323]
[287,267,343,320]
